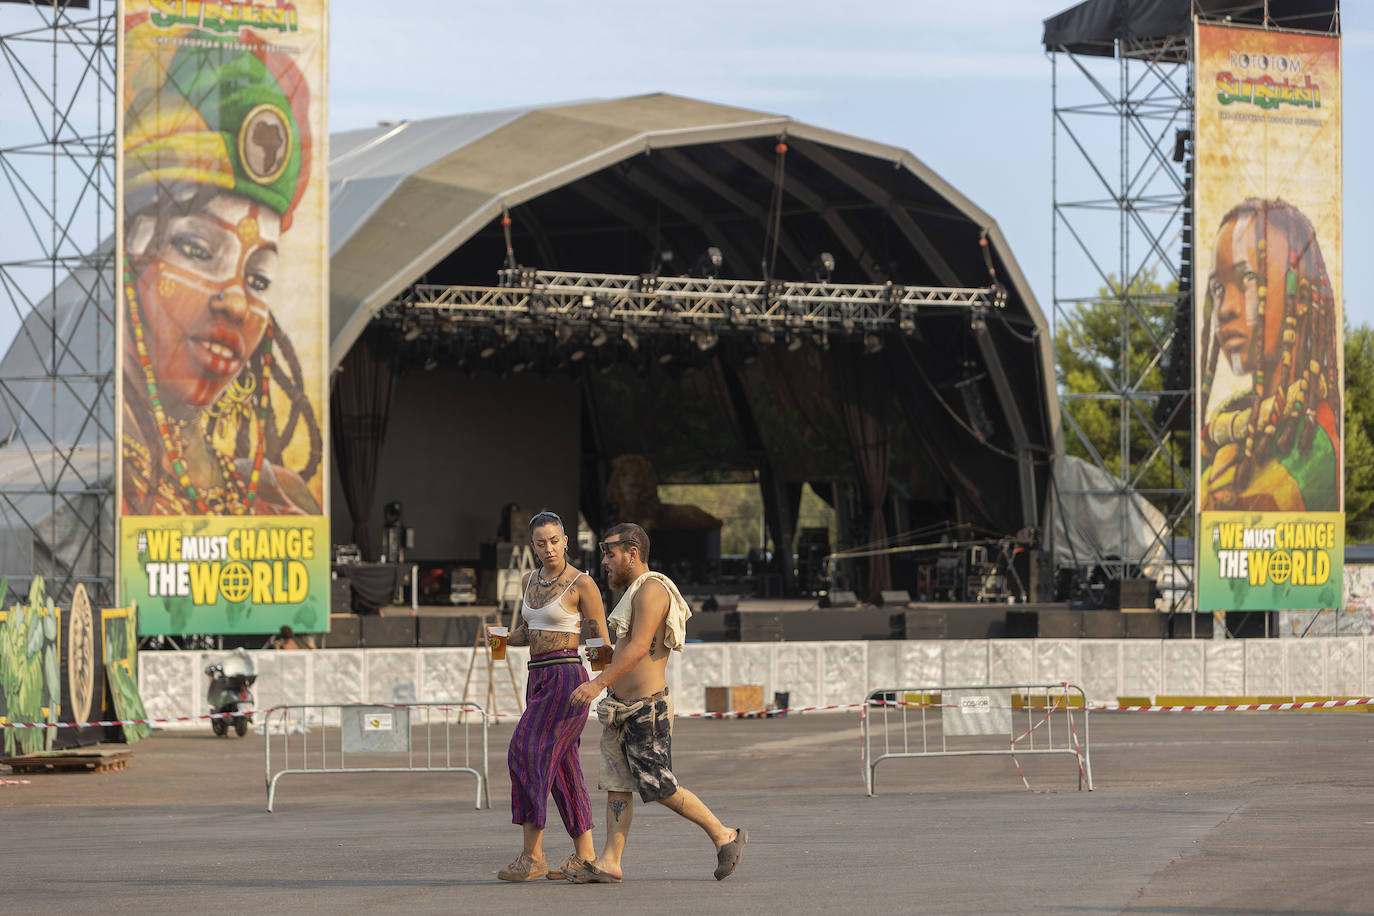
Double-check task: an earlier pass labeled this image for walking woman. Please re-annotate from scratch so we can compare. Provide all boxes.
[499,511,609,881]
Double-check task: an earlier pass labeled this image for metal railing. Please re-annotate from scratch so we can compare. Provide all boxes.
[863,683,1093,795]
[262,702,489,812]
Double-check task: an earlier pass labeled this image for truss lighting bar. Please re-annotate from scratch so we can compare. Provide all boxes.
[389,270,1003,334]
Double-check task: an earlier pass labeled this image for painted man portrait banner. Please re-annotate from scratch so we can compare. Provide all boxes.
[1193,21,1342,612]
[115,1,330,636]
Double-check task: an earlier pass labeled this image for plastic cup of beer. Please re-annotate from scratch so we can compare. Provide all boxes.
[488,626,509,660]
[585,637,610,672]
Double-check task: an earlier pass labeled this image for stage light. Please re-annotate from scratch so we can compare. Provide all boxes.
[622,327,640,351]
[569,348,586,361]
[589,326,609,348]
[479,345,497,359]
[786,332,804,352]
[403,323,421,342]
[692,246,724,279]
[555,322,574,345]
[757,328,775,346]
[691,328,718,352]
[863,333,883,355]
[658,351,674,364]
[502,323,519,343]
[899,304,918,336]
[423,356,438,371]
[811,251,835,283]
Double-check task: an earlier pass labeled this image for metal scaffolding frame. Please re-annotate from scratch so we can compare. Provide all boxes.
[1049,33,1193,605]
[0,0,117,606]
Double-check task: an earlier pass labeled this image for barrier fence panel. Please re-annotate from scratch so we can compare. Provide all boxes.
[263,702,489,812]
[863,683,1093,796]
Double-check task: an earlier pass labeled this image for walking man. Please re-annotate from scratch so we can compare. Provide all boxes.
[567,522,746,883]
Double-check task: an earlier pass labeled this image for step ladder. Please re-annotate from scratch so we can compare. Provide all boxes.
[460,546,534,721]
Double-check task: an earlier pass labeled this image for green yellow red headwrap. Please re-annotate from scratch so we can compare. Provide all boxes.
[123,20,311,228]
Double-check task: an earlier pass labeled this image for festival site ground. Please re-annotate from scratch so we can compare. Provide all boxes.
[3,710,1372,914]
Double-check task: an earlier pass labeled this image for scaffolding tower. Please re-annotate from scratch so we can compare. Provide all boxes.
[0,0,117,606]
[1048,27,1194,608]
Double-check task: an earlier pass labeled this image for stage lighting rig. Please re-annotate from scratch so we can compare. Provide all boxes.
[863,332,883,355]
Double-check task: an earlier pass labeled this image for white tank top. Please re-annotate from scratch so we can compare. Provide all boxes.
[521,571,583,633]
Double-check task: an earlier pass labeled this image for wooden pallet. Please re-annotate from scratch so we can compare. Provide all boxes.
[4,749,132,775]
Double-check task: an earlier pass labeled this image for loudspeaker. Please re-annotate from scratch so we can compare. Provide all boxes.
[361,615,416,648]
[417,615,482,648]
[1038,609,1083,638]
[1004,610,1038,638]
[822,590,858,608]
[330,578,353,614]
[1081,610,1126,638]
[877,590,911,607]
[1117,577,1155,610]
[900,610,946,639]
[323,614,361,648]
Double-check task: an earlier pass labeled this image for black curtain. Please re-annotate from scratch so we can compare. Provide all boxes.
[330,328,397,560]
[835,342,892,599]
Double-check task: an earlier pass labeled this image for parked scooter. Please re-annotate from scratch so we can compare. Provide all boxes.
[205,648,256,737]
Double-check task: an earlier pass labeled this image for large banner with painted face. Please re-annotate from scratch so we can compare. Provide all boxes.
[1194,21,1342,611]
[116,1,330,635]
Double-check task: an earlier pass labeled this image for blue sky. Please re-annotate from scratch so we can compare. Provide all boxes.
[327,0,1370,331]
[1,1,1367,350]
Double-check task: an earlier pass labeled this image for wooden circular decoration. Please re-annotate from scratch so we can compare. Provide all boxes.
[67,583,95,726]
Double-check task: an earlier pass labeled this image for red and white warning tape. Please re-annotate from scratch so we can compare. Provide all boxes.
[1,778,32,786]
[1091,697,1374,713]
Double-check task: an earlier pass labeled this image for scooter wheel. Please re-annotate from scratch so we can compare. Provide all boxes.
[234,716,249,737]
[211,716,227,736]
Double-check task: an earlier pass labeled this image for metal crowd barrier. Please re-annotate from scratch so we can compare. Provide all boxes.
[863,683,1093,795]
[263,702,489,812]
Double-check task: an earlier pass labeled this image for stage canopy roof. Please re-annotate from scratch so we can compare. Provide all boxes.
[1043,0,1340,57]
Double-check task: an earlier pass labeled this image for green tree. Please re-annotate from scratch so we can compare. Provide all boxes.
[1343,324,1374,540]
[1054,272,1190,520]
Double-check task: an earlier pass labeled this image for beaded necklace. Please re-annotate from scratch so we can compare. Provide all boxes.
[123,255,271,514]
[535,557,567,589]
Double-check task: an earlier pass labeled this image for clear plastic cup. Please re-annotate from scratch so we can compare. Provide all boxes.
[488,626,509,660]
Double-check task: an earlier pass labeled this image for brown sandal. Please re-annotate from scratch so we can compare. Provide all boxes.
[497,852,547,882]
[565,860,623,884]
[547,854,586,880]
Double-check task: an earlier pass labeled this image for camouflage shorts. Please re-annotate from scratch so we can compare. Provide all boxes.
[598,689,679,802]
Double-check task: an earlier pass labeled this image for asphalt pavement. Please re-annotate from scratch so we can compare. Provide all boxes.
[3,709,1373,914]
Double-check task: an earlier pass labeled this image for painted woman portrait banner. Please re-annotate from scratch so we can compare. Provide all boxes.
[116,1,330,635]
[1193,21,1344,611]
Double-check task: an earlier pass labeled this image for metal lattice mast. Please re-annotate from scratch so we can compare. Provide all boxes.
[1049,34,1193,605]
[0,0,117,606]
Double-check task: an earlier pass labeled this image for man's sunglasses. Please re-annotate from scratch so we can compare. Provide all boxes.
[598,539,632,555]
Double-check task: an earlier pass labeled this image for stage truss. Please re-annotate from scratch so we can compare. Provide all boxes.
[1049,33,1193,609]
[0,0,117,605]
[387,268,1005,343]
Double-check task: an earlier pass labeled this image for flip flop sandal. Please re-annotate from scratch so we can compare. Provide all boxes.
[547,854,586,880]
[565,860,623,884]
[714,827,747,880]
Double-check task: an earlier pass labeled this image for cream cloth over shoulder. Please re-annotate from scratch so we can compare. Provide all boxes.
[606,571,692,652]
